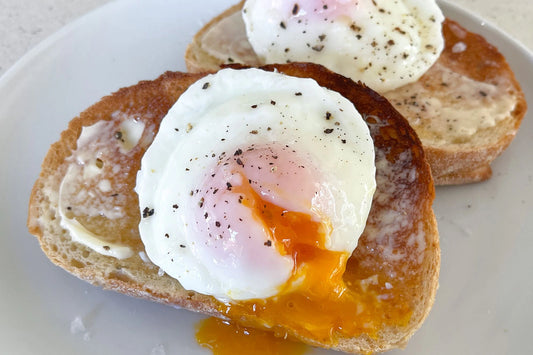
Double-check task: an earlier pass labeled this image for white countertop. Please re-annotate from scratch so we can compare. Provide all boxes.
[0,0,532,77]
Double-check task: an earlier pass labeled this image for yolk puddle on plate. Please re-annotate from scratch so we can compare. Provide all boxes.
[196,317,308,355]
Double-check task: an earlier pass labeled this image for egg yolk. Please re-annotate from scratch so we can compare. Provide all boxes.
[196,317,308,355]
[231,174,347,299]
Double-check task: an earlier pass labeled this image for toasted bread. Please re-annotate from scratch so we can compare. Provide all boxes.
[28,63,439,354]
[185,1,527,185]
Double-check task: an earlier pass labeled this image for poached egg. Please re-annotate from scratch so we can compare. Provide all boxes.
[242,0,444,92]
[136,68,375,301]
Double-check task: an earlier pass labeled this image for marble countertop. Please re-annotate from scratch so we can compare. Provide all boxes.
[0,0,532,77]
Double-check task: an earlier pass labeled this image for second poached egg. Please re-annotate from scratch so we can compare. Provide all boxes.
[242,0,444,92]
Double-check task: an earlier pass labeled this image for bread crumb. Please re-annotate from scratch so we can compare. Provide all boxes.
[150,344,166,355]
[70,316,91,341]
[70,316,86,334]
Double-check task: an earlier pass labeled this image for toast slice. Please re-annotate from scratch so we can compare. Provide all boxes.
[185,1,527,185]
[28,63,439,354]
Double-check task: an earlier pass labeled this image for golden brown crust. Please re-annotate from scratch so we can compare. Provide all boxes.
[28,64,439,354]
[184,2,527,186]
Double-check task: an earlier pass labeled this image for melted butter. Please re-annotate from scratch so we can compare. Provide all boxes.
[196,317,308,355]
[57,117,148,259]
[58,166,133,259]
[384,63,517,145]
[117,118,145,153]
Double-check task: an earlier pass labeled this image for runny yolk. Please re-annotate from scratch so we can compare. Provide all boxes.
[207,173,412,345]
[196,317,308,355]
[232,175,347,299]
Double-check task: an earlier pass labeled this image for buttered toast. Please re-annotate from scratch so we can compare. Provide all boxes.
[28,64,439,354]
[185,1,527,185]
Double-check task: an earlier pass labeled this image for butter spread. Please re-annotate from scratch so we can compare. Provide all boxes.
[57,118,146,259]
[117,118,145,153]
[384,63,517,145]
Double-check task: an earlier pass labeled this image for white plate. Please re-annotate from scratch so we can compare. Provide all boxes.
[0,1,532,354]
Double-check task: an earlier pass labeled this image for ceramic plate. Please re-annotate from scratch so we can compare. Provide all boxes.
[0,0,531,354]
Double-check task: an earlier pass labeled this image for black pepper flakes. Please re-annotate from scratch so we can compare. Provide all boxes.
[142,207,154,218]
[251,104,258,109]
[215,221,221,227]
[234,148,243,156]
[295,92,302,96]
[103,246,110,251]
[280,21,286,29]
[114,131,123,140]
[172,204,179,209]
[180,244,186,248]
[394,27,406,35]
[226,182,233,190]
[324,128,334,134]
[325,111,332,120]
[270,100,276,105]
[236,158,244,166]
[350,24,362,32]
[264,240,272,247]
[292,3,299,15]
[202,82,210,90]
[249,130,258,135]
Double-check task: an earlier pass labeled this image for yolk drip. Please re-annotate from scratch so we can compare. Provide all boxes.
[232,177,346,298]
[196,317,308,355]
[214,174,412,344]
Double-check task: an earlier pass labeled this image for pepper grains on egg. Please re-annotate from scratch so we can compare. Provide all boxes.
[242,0,445,92]
[137,68,376,301]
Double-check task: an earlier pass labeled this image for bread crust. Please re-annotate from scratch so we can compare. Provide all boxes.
[185,2,527,185]
[28,64,439,354]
